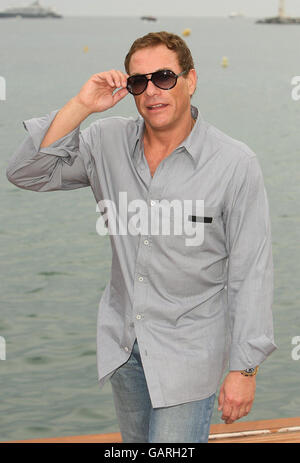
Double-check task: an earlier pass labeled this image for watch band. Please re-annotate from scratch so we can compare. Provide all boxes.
[240,366,259,376]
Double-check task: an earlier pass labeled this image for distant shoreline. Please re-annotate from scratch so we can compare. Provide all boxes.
[256,16,300,24]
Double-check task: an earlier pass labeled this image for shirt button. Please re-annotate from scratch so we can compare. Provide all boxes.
[138,276,144,282]
[150,200,156,206]
[124,346,129,352]
[143,239,149,245]
[136,314,142,320]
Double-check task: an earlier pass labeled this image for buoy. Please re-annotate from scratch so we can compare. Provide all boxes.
[83,46,89,53]
[221,56,228,68]
[182,28,191,37]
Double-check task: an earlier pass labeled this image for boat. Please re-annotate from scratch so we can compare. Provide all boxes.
[229,12,244,18]
[0,1,62,18]
[256,0,300,24]
[141,16,157,22]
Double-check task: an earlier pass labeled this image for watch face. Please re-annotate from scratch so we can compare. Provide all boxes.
[245,368,255,373]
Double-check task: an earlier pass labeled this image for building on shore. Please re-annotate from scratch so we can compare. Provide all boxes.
[256,0,300,24]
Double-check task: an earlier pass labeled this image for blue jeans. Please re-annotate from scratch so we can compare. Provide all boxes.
[109,338,216,443]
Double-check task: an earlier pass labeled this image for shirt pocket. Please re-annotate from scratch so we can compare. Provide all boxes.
[169,204,225,267]
[172,204,224,249]
[155,204,227,297]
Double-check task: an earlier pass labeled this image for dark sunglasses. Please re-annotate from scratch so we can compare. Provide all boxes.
[126,69,187,95]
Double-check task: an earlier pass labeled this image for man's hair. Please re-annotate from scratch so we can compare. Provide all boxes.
[124,31,195,75]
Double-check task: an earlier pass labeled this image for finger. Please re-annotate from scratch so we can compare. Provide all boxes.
[93,72,114,87]
[97,70,119,88]
[244,402,253,417]
[112,70,122,88]
[245,405,252,415]
[109,70,127,89]
[237,406,247,420]
[226,399,253,423]
[218,388,224,411]
[221,401,232,422]
[225,418,234,424]
[116,70,128,88]
[227,403,250,423]
[227,407,239,424]
[112,87,129,104]
[107,70,120,88]
[94,71,129,89]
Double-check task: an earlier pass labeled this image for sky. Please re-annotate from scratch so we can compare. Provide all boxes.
[1,0,300,17]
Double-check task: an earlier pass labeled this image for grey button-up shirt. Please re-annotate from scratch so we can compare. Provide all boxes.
[6,105,277,408]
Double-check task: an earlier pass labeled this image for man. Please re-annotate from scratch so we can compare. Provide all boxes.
[6,31,276,443]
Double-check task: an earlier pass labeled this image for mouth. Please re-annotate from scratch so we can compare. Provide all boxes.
[146,103,168,111]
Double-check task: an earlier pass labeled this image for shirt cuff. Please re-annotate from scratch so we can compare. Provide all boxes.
[23,109,81,165]
[229,334,278,370]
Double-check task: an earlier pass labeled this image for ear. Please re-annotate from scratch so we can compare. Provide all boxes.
[187,69,197,97]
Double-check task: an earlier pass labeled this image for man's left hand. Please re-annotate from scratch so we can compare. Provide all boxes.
[218,371,256,424]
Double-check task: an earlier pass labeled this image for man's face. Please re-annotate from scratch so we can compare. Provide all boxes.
[128,45,197,132]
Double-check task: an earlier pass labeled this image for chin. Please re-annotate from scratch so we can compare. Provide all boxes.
[144,111,175,129]
[147,118,173,131]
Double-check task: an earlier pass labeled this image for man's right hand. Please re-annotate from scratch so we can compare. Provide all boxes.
[74,70,130,114]
[40,70,130,148]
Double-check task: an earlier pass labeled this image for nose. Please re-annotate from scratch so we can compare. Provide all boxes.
[144,79,159,96]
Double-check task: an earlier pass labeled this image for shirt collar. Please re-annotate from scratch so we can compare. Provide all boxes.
[132,104,208,168]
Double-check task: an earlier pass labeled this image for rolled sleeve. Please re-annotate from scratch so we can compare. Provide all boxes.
[6,110,91,192]
[225,155,277,370]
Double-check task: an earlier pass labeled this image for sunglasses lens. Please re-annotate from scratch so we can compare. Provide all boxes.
[127,70,179,95]
[127,75,147,95]
[153,70,176,89]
